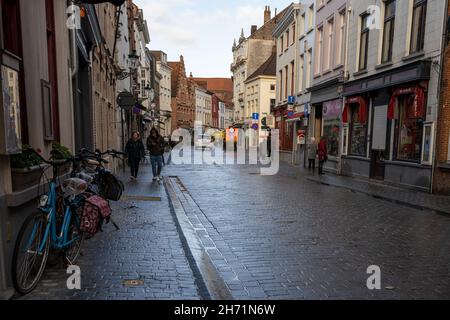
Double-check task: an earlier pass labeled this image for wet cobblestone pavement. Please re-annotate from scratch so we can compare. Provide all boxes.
[16,151,450,300]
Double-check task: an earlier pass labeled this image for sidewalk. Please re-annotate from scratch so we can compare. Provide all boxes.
[17,162,203,300]
[304,171,450,215]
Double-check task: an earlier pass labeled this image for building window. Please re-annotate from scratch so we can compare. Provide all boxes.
[410,0,427,54]
[315,26,323,75]
[270,84,275,91]
[292,23,296,43]
[348,103,368,156]
[308,4,314,30]
[299,54,304,92]
[285,66,288,99]
[394,94,423,162]
[336,9,346,66]
[290,61,295,96]
[382,0,396,63]
[324,18,334,71]
[286,29,290,48]
[359,13,370,71]
[279,70,283,100]
[306,49,312,88]
[300,13,305,35]
[280,35,284,52]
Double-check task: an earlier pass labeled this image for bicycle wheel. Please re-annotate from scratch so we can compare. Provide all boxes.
[11,211,50,295]
[63,210,84,265]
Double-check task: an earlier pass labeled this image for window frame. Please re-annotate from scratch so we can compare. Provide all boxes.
[359,13,370,71]
[381,0,396,63]
[410,0,427,54]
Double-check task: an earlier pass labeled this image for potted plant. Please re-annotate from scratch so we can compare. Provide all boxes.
[51,142,73,175]
[10,145,45,192]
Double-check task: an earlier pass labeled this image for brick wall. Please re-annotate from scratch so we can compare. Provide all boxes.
[434,3,450,195]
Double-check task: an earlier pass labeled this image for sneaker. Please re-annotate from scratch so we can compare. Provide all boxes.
[152,177,157,181]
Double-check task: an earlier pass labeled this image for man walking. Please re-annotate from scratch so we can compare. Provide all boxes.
[147,127,165,182]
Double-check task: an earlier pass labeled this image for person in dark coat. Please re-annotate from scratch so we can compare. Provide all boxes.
[125,131,145,180]
[146,127,165,181]
[318,136,328,175]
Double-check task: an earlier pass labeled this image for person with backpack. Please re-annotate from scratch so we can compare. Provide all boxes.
[146,127,165,181]
[125,131,145,180]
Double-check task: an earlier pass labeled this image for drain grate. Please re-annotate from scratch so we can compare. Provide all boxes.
[123,279,145,287]
[121,195,162,202]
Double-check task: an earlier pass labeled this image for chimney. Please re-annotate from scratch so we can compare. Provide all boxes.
[251,25,257,34]
[264,6,271,24]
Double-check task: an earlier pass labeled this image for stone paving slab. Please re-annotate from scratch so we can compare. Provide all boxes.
[306,172,450,215]
[15,165,202,300]
[165,151,450,300]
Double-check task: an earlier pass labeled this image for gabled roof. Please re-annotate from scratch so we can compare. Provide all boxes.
[168,61,182,97]
[246,50,277,82]
[247,6,291,41]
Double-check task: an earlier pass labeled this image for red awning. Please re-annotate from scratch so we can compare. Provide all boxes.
[388,86,426,120]
[343,96,368,124]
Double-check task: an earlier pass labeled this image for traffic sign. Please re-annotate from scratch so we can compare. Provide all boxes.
[252,113,259,120]
[251,123,259,130]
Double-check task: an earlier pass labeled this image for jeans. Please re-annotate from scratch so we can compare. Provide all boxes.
[150,155,163,177]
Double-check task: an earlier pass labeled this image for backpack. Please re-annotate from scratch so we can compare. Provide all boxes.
[80,195,111,235]
[101,172,124,201]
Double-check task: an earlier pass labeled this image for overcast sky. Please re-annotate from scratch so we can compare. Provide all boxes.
[134,0,293,78]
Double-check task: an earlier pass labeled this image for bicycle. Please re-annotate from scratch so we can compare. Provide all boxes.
[11,147,87,295]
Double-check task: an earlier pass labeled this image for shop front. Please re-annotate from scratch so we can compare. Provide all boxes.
[342,61,433,191]
[309,79,344,174]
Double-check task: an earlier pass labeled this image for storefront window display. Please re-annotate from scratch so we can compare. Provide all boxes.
[322,99,341,157]
[349,104,368,156]
[395,94,423,162]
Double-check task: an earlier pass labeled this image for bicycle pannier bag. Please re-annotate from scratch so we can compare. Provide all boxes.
[103,173,124,201]
[80,195,111,235]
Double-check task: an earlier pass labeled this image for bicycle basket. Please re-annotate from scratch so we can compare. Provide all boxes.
[62,178,88,197]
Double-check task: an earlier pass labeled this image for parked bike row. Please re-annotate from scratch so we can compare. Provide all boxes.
[11,147,126,295]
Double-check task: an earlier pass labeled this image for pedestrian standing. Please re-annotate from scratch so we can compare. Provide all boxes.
[318,136,328,175]
[307,137,318,171]
[147,127,165,181]
[125,131,145,180]
[267,129,272,158]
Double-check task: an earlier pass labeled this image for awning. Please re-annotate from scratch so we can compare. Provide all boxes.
[343,96,368,124]
[387,86,425,120]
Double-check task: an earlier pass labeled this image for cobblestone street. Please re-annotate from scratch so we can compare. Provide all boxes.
[16,151,450,300]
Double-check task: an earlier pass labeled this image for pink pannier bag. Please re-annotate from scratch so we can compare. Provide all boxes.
[80,195,111,235]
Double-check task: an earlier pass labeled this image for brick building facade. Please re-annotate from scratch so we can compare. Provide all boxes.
[169,56,196,130]
[433,3,450,195]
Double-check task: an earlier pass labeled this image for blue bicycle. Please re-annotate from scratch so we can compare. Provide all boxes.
[11,148,87,295]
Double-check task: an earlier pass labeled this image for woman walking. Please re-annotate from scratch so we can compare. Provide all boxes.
[125,131,145,180]
[318,136,328,175]
[147,128,165,182]
[307,137,318,172]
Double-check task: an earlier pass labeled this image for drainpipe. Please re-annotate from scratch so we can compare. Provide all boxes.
[292,7,300,165]
[338,5,353,175]
[430,0,449,194]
